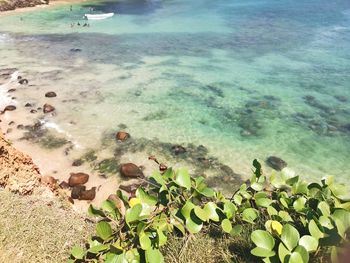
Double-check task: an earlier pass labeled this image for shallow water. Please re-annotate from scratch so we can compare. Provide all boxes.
[0,0,350,183]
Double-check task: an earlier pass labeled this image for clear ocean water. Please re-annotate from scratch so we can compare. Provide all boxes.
[0,0,350,182]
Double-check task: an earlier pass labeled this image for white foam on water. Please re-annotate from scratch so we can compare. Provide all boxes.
[42,120,82,149]
[0,71,18,110]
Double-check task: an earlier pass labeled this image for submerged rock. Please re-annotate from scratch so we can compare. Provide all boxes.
[43,103,55,114]
[45,91,57,98]
[68,172,89,187]
[120,163,144,178]
[171,145,186,155]
[116,131,130,141]
[266,156,287,171]
[72,159,84,167]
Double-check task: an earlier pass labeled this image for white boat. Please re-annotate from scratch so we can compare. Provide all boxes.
[84,13,114,20]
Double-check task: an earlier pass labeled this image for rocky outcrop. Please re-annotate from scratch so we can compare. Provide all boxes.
[266,156,287,171]
[0,0,49,12]
[0,130,40,194]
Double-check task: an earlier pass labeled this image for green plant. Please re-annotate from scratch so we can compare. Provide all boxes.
[69,160,350,262]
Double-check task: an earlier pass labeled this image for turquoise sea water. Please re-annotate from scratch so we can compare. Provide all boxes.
[0,0,350,182]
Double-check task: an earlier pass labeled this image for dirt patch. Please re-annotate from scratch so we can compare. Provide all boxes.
[0,130,40,194]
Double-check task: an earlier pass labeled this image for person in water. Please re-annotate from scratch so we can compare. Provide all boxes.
[70,5,72,11]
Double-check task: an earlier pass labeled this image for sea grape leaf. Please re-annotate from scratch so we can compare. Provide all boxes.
[251,230,275,250]
[96,221,113,241]
[299,235,318,252]
[281,224,299,251]
[175,168,191,189]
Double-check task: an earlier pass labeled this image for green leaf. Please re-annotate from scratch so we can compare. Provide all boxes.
[223,201,237,219]
[88,204,105,217]
[150,171,166,186]
[251,230,275,250]
[292,181,308,195]
[308,219,324,239]
[185,216,203,234]
[251,182,264,191]
[203,202,219,222]
[233,194,243,205]
[96,221,113,241]
[145,248,164,263]
[318,201,330,216]
[125,203,142,224]
[267,206,278,216]
[221,218,232,233]
[299,235,318,252]
[279,211,293,222]
[71,246,85,259]
[157,229,167,246]
[88,244,109,254]
[105,252,127,263]
[175,168,191,189]
[251,247,275,258]
[136,188,157,206]
[288,251,304,263]
[278,243,290,263]
[181,201,195,219]
[230,225,242,236]
[293,197,306,212]
[332,209,350,238]
[194,206,208,222]
[102,200,118,218]
[139,232,152,250]
[242,208,258,223]
[295,245,309,263]
[281,224,299,251]
[256,197,273,208]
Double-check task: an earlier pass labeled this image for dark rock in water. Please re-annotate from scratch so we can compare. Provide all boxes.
[120,163,144,178]
[171,145,186,155]
[45,91,57,98]
[116,131,130,141]
[8,88,16,92]
[6,128,12,134]
[68,172,89,186]
[72,159,84,166]
[8,121,15,126]
[18,78,28,85]
[71,185,86,199]
[79,187,96,201]
[334,95,348,103]
[25,103,33,107]
[59,181,70,189]
[70,48,82,52]
[43,103,55,113]
[118,123,128,129]
[266,156,287,171]
[30,109,37,113]
[17,124,24,129]
[3,105,16,113]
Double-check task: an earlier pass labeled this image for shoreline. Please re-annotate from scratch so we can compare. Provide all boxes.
[0,0,89,17]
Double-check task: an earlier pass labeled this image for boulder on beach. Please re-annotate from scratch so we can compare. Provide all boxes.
[40,175,57,189]
[120,163,144,178]
[266,156,287,171]
[43,103,55,114]
[59,181,70,189]
[71,185,86,199]
[79,187,96,201]
[45,91,57,98]
[18,78,28,85]
[68,172,89,187]
[116,131,130,141]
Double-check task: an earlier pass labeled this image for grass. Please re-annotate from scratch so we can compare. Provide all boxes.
[161,225,257,263]
[0,189,94,263]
